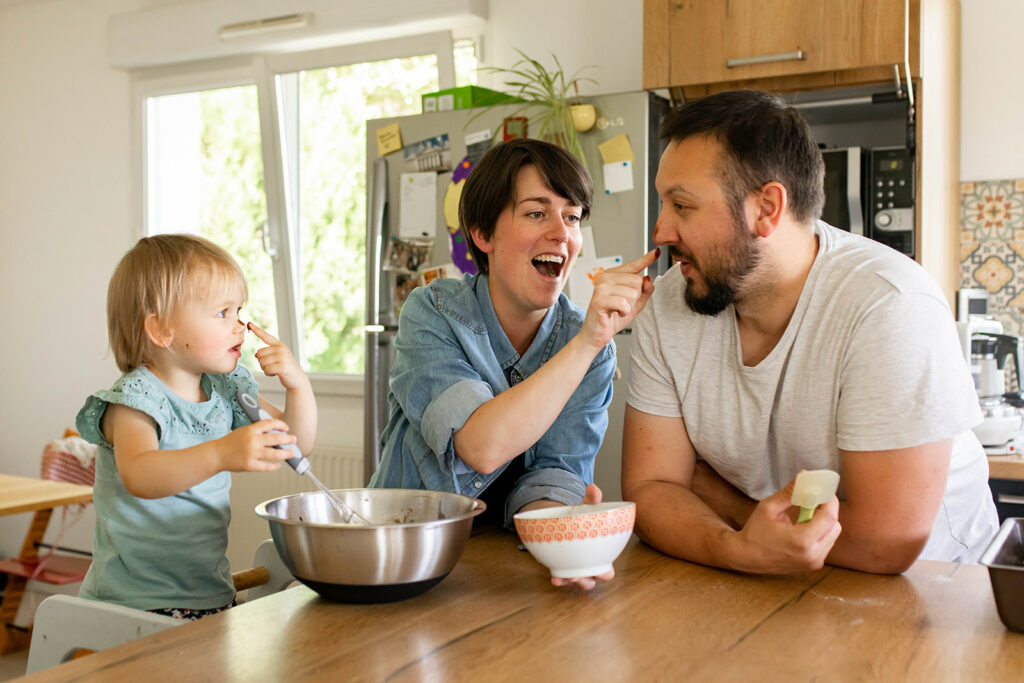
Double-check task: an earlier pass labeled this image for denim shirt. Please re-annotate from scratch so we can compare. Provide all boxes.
[369,273,616,526]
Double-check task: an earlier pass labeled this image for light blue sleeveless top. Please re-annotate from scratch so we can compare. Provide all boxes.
[75,365,257,610]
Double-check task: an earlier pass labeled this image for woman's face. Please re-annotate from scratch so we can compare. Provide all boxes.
[472,164,584,327]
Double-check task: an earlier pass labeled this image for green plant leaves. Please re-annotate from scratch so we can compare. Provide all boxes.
[468,49,597,171]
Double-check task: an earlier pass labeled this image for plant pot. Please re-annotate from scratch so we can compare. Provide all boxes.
[570,104,596,132]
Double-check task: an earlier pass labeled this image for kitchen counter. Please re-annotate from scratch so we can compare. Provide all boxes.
[21,528,1024,680]
[989,454,1024,481]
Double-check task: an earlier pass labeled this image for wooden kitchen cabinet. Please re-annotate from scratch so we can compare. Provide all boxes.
[643,0,963,302]
[644,0,908,90]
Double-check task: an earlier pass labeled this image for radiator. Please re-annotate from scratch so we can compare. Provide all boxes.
[226,445,364,572]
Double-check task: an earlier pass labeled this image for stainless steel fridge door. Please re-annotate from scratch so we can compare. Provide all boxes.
[364,157,391,480]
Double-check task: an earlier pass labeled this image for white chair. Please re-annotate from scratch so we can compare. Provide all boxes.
[25,539,293,674]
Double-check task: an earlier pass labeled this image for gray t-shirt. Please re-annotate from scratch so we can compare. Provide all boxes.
[627,221,998,563]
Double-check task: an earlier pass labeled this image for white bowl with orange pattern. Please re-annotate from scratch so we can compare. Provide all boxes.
[513,501,636,578]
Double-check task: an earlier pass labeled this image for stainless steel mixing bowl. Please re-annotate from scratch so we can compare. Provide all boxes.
[255,488,485,603]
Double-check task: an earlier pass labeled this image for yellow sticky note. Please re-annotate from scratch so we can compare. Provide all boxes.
[598,134,635,165]
[376,123,402,157]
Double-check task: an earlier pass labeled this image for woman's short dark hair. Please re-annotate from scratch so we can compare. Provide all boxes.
[659,89,825,225]
[459,138,593,274]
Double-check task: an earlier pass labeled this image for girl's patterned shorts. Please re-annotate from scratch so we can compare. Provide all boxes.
[149,599,237,621]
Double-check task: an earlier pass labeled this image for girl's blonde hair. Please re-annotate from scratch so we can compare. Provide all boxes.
[107,234,248,372]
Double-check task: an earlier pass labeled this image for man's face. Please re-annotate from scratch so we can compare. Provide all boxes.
[653,136,760,316]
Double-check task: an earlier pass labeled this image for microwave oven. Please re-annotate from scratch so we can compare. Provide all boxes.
[821,146,915,259]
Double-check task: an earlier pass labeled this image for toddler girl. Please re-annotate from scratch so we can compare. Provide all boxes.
[76,234,317,619]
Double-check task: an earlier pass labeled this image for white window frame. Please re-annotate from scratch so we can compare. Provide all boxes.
[130,33,455,398]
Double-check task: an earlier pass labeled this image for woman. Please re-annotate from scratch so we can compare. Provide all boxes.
[371,139,656,588]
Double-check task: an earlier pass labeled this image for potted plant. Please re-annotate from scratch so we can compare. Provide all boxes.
[472,49,597,169]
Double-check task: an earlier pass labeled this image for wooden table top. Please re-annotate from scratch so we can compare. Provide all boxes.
[23,527,1024,681]
[0,474,92,516]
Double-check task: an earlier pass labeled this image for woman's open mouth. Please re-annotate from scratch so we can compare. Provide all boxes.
[532,254,565,278]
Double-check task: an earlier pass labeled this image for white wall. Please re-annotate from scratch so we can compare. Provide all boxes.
[481,0,642,96]
[0,0,162,558]
[961,0,1024,181]
[0,0,643,562]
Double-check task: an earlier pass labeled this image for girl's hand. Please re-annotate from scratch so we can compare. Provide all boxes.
[579,248,658,351]
[218,419,297,472]
[248,322,309,392]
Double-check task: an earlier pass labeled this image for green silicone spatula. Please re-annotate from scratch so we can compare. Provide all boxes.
[791,469,840,523]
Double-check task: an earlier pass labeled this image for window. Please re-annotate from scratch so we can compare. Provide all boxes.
[146,84,277,372]
[137,33,476,382]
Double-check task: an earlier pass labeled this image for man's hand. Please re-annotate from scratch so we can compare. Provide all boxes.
[731,476,842,574]
[549,484,616,590]
[691,460,756,530]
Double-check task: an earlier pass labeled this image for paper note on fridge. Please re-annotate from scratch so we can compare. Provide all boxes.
[567,255,624,310]
[598,134,635,164]
[399,172,437,238]
[376,123,402,157]
[579,226,597,260]
[603,161,634,194]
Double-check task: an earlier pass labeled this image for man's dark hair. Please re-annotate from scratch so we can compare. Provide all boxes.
[659,89,825,224]
[459,138,592,274]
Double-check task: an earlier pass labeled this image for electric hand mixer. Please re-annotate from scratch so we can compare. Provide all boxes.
[236,389,370,525]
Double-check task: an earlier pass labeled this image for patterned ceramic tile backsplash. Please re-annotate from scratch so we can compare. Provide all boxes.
[960,179,1024,335]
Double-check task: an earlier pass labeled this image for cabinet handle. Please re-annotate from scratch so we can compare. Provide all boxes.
[726,50,806,69]
[997,494,1024,505]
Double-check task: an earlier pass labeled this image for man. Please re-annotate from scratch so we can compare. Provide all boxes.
[622,90,998,575]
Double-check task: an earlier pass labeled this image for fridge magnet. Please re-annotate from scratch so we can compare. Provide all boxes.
[375,122,402,157]
[444,159,477,275]
[421,265,450,284]
[443,172,465,231]
[393,271,423,313]
[465,128,493,165]
[502,117,528,142]
[403,133,453,173]
[384,237,433,273]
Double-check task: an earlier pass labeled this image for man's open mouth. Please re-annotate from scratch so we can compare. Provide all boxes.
[532,254,565,278]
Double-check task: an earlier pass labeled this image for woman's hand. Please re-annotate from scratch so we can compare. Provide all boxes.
[549,484,616,591]
[579,248,658,351]
[248,322,309,392]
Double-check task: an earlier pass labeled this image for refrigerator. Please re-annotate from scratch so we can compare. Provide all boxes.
[364,91,671,498]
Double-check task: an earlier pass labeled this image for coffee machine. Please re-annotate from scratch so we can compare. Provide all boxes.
[957,289,1024,448]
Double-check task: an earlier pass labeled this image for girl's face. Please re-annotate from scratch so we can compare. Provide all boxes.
[166,275,247,376]
[472,164,583,328]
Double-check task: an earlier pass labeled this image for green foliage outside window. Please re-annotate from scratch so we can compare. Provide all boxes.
[186,42,477,376]
[197,85,276,374]
[297,56,440,375]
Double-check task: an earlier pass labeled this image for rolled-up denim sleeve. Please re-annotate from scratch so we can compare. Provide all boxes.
[505,342,616,523]
[421,380,492,458]
[389,287,494,473]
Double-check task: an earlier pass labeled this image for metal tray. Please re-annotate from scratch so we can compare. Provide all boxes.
[980,517,1024,633]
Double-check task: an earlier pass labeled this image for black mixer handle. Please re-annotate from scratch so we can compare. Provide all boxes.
[990,333,1024,393]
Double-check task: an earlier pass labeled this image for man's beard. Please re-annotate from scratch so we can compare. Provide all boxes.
[680,212,761,316]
